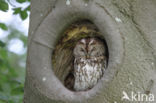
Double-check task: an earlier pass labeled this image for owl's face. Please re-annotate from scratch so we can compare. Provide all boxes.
[73,38,105,59]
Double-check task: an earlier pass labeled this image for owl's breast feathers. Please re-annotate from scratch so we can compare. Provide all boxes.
[74,56,106,91]
[75,56,106,67]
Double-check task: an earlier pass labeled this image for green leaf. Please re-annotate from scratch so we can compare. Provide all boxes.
[0,0,9,12]
[0,23,8,30]
[11,85,24,95]
[0,40,5,47]
[0,48,8,59]
[20,10,28,20]
[16,0,26,3]
[13,7,21,15]
[25,5,30,11]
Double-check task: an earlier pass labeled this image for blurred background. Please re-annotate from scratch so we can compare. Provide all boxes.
[0,0,30,103]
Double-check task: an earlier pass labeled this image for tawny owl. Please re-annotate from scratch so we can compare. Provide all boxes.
[73,37,107,91]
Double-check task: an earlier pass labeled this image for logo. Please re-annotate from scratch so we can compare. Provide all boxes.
[122,91,155,102]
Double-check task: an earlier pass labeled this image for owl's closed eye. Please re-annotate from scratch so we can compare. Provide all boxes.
[74,38,106,59]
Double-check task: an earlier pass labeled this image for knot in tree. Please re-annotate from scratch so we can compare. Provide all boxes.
[52,20,108,91]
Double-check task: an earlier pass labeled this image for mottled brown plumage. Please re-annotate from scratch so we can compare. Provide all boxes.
[73,38,107,91]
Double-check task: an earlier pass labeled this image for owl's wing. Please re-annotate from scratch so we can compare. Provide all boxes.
[102,58,107,75]
[104,59,107,69]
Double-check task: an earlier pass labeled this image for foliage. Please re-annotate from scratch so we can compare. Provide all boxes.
[12,5,30,20]
[0,26,27,103]
[0,0,29,103]
[0,0,30,30]
[13,0,30,20]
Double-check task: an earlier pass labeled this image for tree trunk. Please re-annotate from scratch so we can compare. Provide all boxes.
[24,0,156,103]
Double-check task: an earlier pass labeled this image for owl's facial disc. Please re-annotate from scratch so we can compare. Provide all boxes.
[73,38,105,59]
[73,41,86,58]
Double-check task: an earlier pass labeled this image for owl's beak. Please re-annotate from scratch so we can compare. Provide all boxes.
[86,55,90,59]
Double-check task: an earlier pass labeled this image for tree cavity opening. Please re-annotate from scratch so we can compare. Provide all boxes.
[52,19,109,91]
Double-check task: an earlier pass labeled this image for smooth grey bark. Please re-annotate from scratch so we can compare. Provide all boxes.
[24,0,156,103]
